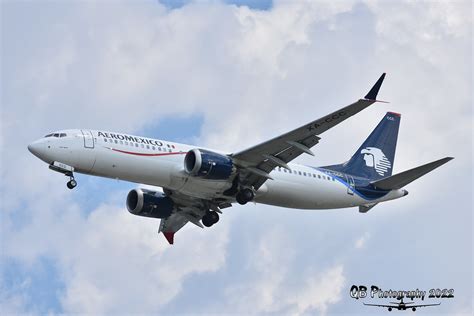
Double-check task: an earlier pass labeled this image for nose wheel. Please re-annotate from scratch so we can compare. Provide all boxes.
[66,175,77,189]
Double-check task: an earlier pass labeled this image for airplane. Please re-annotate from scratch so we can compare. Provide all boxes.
[28,73,453,244]
[364,297,441,312]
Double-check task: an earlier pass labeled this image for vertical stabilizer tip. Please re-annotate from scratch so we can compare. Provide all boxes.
[365,73,386,100]
[387,111,401,117]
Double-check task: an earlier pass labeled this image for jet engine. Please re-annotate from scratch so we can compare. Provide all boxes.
[184,149,234,180]
[126,188,173,218]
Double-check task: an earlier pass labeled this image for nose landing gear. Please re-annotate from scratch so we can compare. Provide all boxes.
[66,173,77,190]
[67,178,77,189]
[48,162,77,190]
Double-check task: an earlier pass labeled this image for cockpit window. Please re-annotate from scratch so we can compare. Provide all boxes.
[45,132,67,138]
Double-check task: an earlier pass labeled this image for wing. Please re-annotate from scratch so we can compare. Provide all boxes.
[232,73,387,190]
[410,303,441,308]
[159,206,204,244]
[363,303,392,308]
[158,189,230,244]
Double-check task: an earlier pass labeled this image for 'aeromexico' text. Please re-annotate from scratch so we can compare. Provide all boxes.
[98,131,163,146]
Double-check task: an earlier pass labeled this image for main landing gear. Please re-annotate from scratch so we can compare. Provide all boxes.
[202,211,219,227]
[236,188,254,205]
[66,174,77,190]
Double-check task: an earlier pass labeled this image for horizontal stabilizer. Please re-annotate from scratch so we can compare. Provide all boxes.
[371,157,453,190]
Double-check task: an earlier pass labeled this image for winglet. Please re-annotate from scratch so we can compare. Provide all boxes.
[163,232,174,244]
[364,73,386,100]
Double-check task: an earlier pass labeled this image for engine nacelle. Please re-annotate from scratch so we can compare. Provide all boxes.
[184,149,234,180]
[126,189,173,218]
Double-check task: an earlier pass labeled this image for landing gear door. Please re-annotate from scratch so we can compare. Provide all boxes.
[346,175,355,195]
[81,130,94,149]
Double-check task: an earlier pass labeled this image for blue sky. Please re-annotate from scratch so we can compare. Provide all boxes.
[1,0,472,315]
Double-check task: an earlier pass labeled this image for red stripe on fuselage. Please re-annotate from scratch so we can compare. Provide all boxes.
[110,148,187,157]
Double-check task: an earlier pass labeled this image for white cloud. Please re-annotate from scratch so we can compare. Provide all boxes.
[1,0,471,314]
[58,204,229,313]
[0,274,31,316]
[354,232,371,249]
[287,264,345,315]
[2,198,230,314]
[223,226,346,315]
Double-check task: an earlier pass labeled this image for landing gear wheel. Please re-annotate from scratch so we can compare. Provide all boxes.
[67,179,77,189]
[236,194,247,205]
[202,211,219,227]
[202,216,213,227]
[209,211,219,224]
[236,188,254,205]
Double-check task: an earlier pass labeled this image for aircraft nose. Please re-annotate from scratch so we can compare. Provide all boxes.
[27,143,34,153]
[28,140,46,159]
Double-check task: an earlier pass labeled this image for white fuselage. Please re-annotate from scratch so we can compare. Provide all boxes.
[28,129,405,210]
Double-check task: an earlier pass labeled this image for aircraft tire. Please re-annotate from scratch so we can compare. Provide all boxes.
[202,211,219,227]
[236,188,254,205]
[202,215,213,227]
[67,179,77,189]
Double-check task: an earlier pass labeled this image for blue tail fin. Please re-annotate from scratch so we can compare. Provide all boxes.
[325,112,401,180]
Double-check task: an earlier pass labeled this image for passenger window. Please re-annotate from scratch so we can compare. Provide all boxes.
[125,141,128,146]
[303,172,307,176]
[120,141,124,145]
[152,146,155,150]
[135,143,138,147]
[313,174,316,178]
[141,144,144,148]
[146,145,150,149]
[318,175,321,179]
[298,171,302,175]
[104,139,107,142]
[168,149,171,153]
